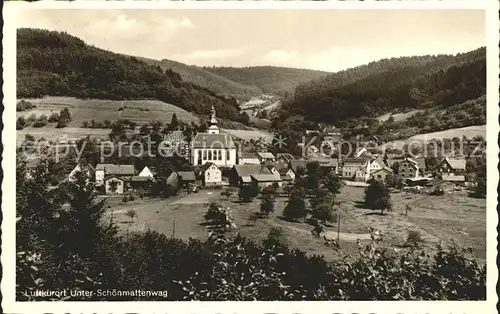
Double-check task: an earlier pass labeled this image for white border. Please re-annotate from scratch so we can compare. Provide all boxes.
[2,1,499,313]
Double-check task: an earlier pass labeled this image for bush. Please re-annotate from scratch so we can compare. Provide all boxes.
[26,113,37,123]
[16,100,36,111]
[32,115,48,128]
[48,112,60,122]
[405,230,423,247]
[283,188,307,221]
[17,117,26,130]
[49,176,59,186]
[430,186,445,196]
[260,194,275,217]
[56,121,68,128]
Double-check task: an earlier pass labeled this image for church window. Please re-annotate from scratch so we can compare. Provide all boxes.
[208,150,212,160]
[218,150,222,160]
[203,150,207,160]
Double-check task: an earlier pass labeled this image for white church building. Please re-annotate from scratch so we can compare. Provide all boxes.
[191,105,237,168]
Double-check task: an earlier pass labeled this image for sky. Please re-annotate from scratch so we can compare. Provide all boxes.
[17,9,485,72]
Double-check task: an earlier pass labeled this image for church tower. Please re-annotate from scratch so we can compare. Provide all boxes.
[207,105,219,134]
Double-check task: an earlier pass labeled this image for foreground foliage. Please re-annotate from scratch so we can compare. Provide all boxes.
[16,157,486,301]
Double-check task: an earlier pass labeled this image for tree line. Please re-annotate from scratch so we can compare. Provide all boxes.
[17,28,249,125]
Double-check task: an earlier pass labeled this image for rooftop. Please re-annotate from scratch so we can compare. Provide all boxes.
[251,174,282,182]
[96,164,136,176]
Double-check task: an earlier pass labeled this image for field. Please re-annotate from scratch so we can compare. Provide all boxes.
[107,185,486,263]
[221,128,274,143]
[381,124,486,150]
[17,97,199,127]
[376,109,426,123]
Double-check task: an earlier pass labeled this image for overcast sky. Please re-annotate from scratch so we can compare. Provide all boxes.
[17,9,485,72]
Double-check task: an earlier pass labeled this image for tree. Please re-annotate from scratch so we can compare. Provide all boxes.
[169,113,179,131]
[282,187,307,221]
[364,180,392,214]
[260,194,275,218]
[48,112,60,122]
[322,172,343,195]
[59,108,72,123]
[17,116,26,130]
[126,209,138,223]
[305,162,321,194]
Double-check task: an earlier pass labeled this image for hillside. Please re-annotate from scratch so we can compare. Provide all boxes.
[139,57,262,100]
[17,28,248,124]
[280,47,486,126]
[203,66,330,97]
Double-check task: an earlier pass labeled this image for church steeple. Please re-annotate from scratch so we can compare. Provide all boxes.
[207,105,219,134]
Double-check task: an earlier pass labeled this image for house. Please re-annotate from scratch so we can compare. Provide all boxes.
[95,164,136,186]
[250,174,283,188]
[278,168,295,183]
[230,164,271,186]
[276,153,295,163]
[369,166,394,182]
[341,158,370,180]
[25,159,39,179]
[104,175,126,195]
[128,176,156,190]
[177,171,197,188]
[355,167,369,182]
[238,152,260,165]
[191,106,237,168]
[138,166,155,178]
[311,158,339,174]
[398,158,419,180]
[199,162,222,186]
[440,157,466,175]
[441,174,466,185]
[368,158,385,175]
[257,152,276,164]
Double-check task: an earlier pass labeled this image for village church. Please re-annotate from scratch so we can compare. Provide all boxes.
[191,105,237,168]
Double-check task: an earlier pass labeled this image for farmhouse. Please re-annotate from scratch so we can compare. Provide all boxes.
[191,106,237,168]
[177,171,197,188]
[369,166,394,182]
[238,152,260,165]
[341,157,370,180]
[440,157,466,175]
[250,174,283,188]
[230,164,271,186]
[398,158,419,180]
[127,176,155,190]
[104,175,127,195]
[199,162,222,186]
[95,164,136,186]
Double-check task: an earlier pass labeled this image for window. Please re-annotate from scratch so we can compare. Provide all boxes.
[208,150,212,160]
[218,150,222,160]
[203,150,207,160]
[226,150,230,160]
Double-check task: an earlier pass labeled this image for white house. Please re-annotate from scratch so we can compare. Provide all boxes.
[138,166,155,178]
[199,162,222,186]
[368,158,385,175]
[342,158,370,180]
[95,164,136,186]
[191,106,237,168]
[104,175,126,195]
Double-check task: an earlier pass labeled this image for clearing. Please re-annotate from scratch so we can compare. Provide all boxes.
[17,96,199,127]
[107,185,486,263]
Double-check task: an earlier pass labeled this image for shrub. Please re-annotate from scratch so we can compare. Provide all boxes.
[260,194,275,217]
[48,112,60,122]
[16,100,36,111]
[405,230,423,247]
[56,121,68,128]
[81,121,90,128]
[430,186,445,196]
[32,115,48,128]
[26,113,37,123]
[17,117,26,130]
[283,188,307,221]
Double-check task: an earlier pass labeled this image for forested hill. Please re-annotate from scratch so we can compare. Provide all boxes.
[17,28,247,124]
[139,57,262,100]
[202,66,330,97]
[280,47,486,126]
